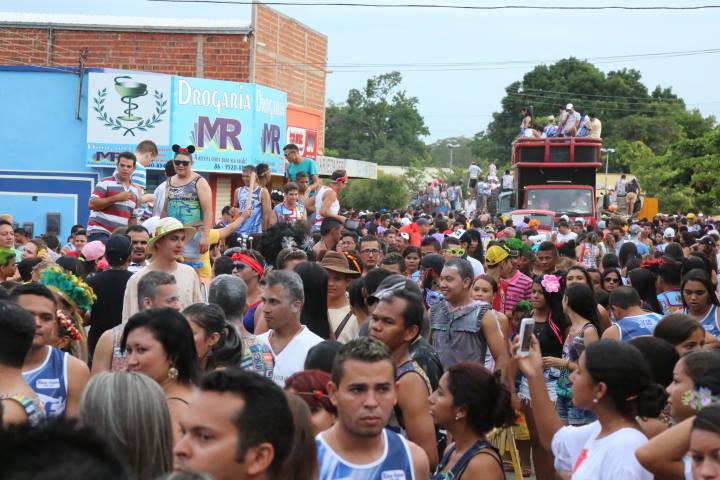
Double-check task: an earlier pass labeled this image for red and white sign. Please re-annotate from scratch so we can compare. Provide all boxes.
[287,126,318,159]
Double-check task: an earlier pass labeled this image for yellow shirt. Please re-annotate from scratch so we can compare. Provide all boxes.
[198,229,221,280]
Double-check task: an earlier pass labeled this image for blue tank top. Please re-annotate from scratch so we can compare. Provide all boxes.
[686,304,720,338]
[316,428,415,480]
[236,186,263,234]
[617,312,662,342]
[22,347,68,418]
[243,301,261,333]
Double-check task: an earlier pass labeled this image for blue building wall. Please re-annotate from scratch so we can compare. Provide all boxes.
[0,66,105,241]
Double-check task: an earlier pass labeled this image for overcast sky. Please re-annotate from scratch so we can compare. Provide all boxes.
[7,0,720,142]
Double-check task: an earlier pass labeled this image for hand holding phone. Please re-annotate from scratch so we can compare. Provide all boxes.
[517,317,535,358]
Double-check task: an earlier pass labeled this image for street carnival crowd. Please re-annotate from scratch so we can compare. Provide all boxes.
[2,138,720,480]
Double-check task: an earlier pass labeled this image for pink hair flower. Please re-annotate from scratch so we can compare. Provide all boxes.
[541,274,561,293]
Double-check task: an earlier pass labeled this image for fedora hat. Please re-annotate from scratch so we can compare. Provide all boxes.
[146,217,196,253]
[319,251,361,277]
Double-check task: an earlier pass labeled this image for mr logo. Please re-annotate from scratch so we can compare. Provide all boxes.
[261,123,281,155]
[196,116,242,150]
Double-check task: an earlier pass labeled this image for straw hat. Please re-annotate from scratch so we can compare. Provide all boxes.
[146,217,196,253]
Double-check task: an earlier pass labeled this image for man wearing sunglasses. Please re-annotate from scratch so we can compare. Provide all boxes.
[368,276,439,469]
[441,236,484,277]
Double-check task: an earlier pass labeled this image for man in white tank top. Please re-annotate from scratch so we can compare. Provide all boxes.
[314,169,349,232]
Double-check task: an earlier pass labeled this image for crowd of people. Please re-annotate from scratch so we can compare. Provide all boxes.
[520,104,602,139]
[1,138,720,480]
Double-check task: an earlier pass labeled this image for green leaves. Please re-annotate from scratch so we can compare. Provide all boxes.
[326,71,430,166]
[341,172,410,211]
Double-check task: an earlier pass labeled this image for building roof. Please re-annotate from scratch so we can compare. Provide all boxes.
[0,11,252,34]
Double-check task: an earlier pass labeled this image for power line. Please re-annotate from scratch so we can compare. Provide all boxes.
[145,0,720,11]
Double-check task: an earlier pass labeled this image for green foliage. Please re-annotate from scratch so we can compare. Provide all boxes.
[620,127,720,214]
[341,172,410,211]
[428,137,474,168]
[325,72,430,166]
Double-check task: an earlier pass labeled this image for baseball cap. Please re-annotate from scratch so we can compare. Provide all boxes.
[485,245,510,267]
[687,213,697,219]
[105,234,132,264]
[368,275,422,305]
[81,241,106,262]
[700,236,715,247]
[597,220,607,230]
[566,103,574,110]
[663,227,675,238]
[416,218,431,226]
[400,217,412,227]
[629,224,642,235]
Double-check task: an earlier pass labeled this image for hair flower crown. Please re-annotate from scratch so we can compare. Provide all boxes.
[541,274,561,293]
[682,386,719,412]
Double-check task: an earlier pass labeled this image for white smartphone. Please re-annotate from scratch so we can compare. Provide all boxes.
[517,317,535,357]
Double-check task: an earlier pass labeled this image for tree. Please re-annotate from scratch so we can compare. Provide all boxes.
[325,72,430,166]
[620,126,720,214]
[341,172,411,211]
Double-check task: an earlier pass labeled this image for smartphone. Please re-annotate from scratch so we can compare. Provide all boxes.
[517,317,535,357]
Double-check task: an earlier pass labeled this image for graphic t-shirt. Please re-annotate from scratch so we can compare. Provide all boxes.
[257,326,323,387]
[552,421,652,479]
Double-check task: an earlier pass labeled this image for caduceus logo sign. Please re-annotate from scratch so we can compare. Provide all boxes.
[92,75,168,136]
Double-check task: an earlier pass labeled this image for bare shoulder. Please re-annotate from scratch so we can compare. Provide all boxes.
[463,448,504,479]
[0,399,29,427]
[406,440,430,479]
[67,353,90,378]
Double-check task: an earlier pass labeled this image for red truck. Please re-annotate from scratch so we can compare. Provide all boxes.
[502,136,602,227]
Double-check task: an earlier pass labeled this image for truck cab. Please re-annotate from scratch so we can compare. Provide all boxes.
[511,137,602,227]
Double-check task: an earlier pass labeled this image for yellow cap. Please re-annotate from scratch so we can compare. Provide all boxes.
[485,245,510,267]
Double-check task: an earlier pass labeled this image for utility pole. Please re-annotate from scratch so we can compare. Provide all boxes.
[601,147,615,192]
[447,143,460,168]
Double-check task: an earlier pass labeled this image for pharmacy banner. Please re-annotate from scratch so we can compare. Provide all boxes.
[86,72,287,175]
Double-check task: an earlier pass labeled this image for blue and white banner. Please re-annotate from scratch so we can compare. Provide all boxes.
[86,72,287,175]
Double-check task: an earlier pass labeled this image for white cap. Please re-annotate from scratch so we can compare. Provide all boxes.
[142,216,161,237]
[664,227,676,238]
[566,103,574,110]
[400,218,412,227]
[560,214,570,222]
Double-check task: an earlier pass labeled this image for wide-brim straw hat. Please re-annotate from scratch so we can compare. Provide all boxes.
[146,217,197,253]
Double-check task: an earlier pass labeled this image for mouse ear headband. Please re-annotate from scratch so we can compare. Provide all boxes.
[172,144,196,155]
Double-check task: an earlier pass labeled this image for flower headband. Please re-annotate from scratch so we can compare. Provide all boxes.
[56,310,82,342]
[541,274,561,293]
[682,386,719,412]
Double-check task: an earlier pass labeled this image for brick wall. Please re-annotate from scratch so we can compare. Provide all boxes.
[0,6,327,149]
[0,27,251,80]
[253,4,328,151]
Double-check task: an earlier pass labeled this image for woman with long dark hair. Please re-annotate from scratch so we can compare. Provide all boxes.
[121,308,201,444]
[601,268,623,292]
[294,261,331,339]
[182,303,244,371]
[517,339,666,479]
[682,269,720,341]
[629,268,663,314]
[548,283,600,427]
[429,362,516,479]
[519,274,568,479]
[653,313,705,356]
[564,264,611,332]
[460,229,484,264]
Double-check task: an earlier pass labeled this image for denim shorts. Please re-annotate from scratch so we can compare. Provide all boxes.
[518,368,559,404]
[556,396,597,426]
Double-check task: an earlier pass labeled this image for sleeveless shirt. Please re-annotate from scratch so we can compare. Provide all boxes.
[166,176,203,226]
[388,360,432,435]
[22,347,69,418]
[314,186,339,226]
[236,186,264,234]
[685,304,720,338]
[111,324,128,372]
[616,312,662,342]
[316,428,415,480]
[431,439,502,480]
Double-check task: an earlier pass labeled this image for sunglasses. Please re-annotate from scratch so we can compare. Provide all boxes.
[605,277,620,283]
[233,262,247,270]
[445,247,466,257]
[174,160,191,166]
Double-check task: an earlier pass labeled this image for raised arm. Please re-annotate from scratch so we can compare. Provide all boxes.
[514,335,565,450]
[635,416,692,479]
[197,177,214,253]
